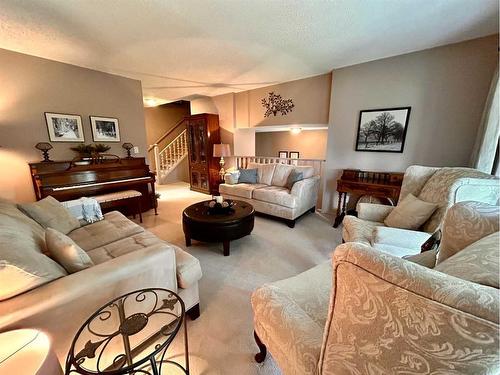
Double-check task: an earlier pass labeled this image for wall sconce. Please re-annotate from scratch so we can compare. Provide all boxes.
[290,128,302,135]
[35,142,53,162]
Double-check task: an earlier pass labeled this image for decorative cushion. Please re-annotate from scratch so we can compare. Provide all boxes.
[436,201,499,264]
[238,168,258,184]
[247,162,276,185]
[294,166,314,179]
[224,171,240,185]
[373,226,431,252]
[285,170,303,190]
[271,164,295,187]
[45,228,94,273]
[18,196,80,235]
[384,193,437,230]
[435,232,499,288]
[0,235,67,301]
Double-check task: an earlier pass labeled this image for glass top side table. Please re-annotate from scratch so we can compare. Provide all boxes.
[65,288,189,375]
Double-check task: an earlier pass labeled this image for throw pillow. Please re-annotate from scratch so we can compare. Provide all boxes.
[384,193,438,230]
[238,168,258,184]
[224,170,240,185]
[285,170,303,190]
[45,228,94,273]
[18,196,80,235]
[436,201,499,264]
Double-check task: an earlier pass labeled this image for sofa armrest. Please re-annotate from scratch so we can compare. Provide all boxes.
[0,244,177,359]
[318,242,499,374]
[356,202,394,221]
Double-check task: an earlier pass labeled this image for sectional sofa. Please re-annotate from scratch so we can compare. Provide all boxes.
[219,162,320,227]
[0,197,202,361]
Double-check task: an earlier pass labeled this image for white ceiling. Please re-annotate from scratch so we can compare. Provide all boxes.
[0,0,498,103]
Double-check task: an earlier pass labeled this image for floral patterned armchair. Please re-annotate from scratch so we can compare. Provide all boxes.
[342,165,499,257]
[252,201,499,374]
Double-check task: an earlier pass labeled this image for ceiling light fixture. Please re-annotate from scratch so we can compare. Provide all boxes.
[144,98,158,107]
[290,128,302,135]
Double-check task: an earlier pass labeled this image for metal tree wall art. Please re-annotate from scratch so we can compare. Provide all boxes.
[261,92,295,117]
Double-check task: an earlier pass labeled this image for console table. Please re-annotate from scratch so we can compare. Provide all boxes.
[333,169,404,227]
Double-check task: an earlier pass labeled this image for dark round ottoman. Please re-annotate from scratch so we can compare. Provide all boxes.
[182,200,255,256]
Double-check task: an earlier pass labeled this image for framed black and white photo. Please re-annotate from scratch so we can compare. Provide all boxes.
[278,151,288,158]
[289,151,300,159]
[90,116,120,142]
[45,112,84,142]
[355,107,411,153]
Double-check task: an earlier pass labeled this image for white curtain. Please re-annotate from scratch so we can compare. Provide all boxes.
[470,65,499,174]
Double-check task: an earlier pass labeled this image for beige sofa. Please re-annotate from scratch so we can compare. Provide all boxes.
[343,165,499,256]
[0,198,202,362]
[252,201,499,374]
[219,162,320,227]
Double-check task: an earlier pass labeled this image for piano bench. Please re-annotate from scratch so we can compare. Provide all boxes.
[92,190,143,223]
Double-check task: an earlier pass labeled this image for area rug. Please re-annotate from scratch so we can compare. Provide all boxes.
[140,182,342,374]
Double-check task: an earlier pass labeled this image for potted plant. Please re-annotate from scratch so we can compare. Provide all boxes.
[70,144,95,159]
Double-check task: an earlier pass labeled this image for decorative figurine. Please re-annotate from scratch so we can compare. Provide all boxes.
[35,142,53,162]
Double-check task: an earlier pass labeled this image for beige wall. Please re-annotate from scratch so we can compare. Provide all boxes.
[322,34,499,213]
[144,101,190,146]
[0,48,147,202]
[255,130,328,159]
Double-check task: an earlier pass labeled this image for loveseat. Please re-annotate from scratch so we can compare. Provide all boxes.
[251,201,500,374]
[219,162,320,227]
[343,165,499,256]
[0,197,202,362]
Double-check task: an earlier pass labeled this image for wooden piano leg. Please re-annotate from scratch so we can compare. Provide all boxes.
[138,197,143,223]
[333,192,344,228]
[150,181,158,215]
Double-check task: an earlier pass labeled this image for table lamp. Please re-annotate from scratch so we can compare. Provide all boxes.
[122,142,134,158]
[213,143,231,179]
[35,142,53,162]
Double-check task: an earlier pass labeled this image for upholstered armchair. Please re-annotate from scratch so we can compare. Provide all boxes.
[342,165,499,256]
[252,201,500,374]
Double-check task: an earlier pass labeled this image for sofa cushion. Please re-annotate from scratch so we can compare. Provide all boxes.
[252,186,298,208]
[251,261,331,374]
[271,164,295,187]
[0,198,47,254]
[435,232,499,288]
[373,226,431,253]
[219,183,267,199]
[45,228,94,273]
[384,193,437,230]
[248,162,276,185]
[0,238,67,301]
[18,196,80,235]
[86,230,165,263]
[437,201,499,264]
[238,168,258,184]
[68,211,144,251]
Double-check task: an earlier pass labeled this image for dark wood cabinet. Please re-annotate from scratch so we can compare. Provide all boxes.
[186,113,221,195]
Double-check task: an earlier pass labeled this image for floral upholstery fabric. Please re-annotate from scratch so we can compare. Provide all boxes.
[398,165,439,203]
[403,249,438,268]
[319,243,500,375]
[418,167,498,233]
[342,215,382,245]
[437,201,500,264]
[356,202,394,222]
[435,232,499,288]
[252,261,331,375]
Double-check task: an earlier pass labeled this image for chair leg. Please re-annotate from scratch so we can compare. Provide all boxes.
[254,331,267,363]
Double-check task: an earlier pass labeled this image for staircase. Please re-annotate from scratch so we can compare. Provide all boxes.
[150,128,188,184]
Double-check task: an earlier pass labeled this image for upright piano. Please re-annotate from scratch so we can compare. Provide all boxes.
[29,157,157,213]
[333,168,404,227]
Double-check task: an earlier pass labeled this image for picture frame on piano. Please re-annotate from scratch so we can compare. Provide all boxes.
[90,116,121,142]
[45,112,85,142]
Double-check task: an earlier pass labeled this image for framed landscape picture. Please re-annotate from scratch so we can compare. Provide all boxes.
[355,107,411,153]
[278,151,288,158]
[45,112,84,142]
[90,116,120,142]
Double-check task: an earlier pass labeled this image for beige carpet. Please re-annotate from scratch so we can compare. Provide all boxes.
[140,182,342,374]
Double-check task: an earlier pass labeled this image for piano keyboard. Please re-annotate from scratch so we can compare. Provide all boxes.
[51,176,152,191]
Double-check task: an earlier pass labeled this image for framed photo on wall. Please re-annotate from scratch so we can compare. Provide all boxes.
[45,112,84,142]
[355,107,411,153]
[90,116,120,142]
[278,151,288,158]
[289,151,300,159]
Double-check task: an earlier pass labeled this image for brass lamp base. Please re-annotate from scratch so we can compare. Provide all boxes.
[219,156,226,180]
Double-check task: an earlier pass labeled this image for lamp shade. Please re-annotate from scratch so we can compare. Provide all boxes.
[213,144,231,157]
